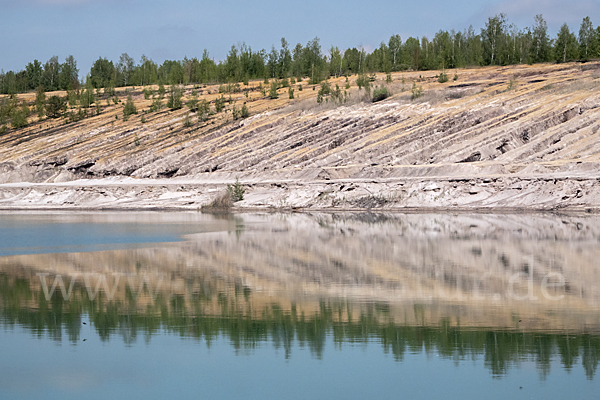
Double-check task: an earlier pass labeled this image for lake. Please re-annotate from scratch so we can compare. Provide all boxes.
[0,211,599,399]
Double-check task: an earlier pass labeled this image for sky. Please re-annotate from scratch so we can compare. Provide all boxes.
[0,0,598,75]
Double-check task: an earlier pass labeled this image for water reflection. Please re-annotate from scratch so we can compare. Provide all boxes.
[1,212,600,380]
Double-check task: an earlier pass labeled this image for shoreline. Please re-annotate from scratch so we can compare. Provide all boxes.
[1,173,598,212]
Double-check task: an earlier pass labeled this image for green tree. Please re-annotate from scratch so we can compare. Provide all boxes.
[482,14,507,65]
[122,94,137,120]
[187,90,199,112]
[35,86,46,119]
[166,85,183,109]
[60,55,79,90]
[117,53,135,87]
[279,38,292,78]
[227,178,245,202]
[150,94,163,112]
[304,37,325,84]
[198,99,210,122]
[42,56,60,91]
[531,14,551,63]
[578,17,597,60]
[80,76,95,108]
[388,34,402,71]
[133,55,158,86]
[25,60,43,90]
[555,23,579,63]
[329,46,343,77]
[215,95,226,112]
[46,95,66,118]
[240,104,249,118]
[90,57,115,88]
[403,37,421,70]
[269,81,279,99]
[10,106,28,129]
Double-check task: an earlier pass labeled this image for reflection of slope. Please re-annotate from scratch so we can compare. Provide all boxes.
[1,212,599,332]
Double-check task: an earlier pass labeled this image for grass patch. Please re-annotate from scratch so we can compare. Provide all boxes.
[202,191,233,210]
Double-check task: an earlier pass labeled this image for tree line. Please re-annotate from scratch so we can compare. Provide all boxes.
[1,14,599,95]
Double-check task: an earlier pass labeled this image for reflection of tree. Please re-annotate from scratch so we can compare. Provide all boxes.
[583,339,599,380]
[1,273,600,380]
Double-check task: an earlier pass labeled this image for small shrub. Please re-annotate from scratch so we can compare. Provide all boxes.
[215,95,226,112]
[150,95,163,112]
[507,76,518,91]
[35,86,46,119]
[122,94,137,121]
[10,108,28,128]
[316,81,331,104]
[104,85,115,97]
[372,86,389,102]
[183,111,192,127]
[269,82,279,99]
[453,73,458,81]
[386,73,392,83]
[288,87,294,99]
[67,89,78,107]
[438,72,448,83]
[46,95,67,118]
[187,91,199,112]
[167,85,183,110]
[240,104,249,118]
[356,74,370,91]
[227,178,245,202]
[411,83,424,100]
[198,99,210,121]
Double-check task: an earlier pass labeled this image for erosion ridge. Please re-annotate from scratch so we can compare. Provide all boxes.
[1,62,599,210]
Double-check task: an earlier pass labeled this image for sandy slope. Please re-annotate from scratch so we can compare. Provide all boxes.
[1,62,599,210]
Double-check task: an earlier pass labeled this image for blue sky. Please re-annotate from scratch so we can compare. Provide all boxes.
[1,0,598,75]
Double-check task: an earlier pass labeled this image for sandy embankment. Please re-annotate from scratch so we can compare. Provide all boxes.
[1,62,599,210]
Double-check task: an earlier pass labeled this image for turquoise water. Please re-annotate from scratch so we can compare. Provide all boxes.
[0,324,596,400]
[0,212,234,256]
[0,212,598,399]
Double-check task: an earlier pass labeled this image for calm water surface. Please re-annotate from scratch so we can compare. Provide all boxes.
[0,211,599,399]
